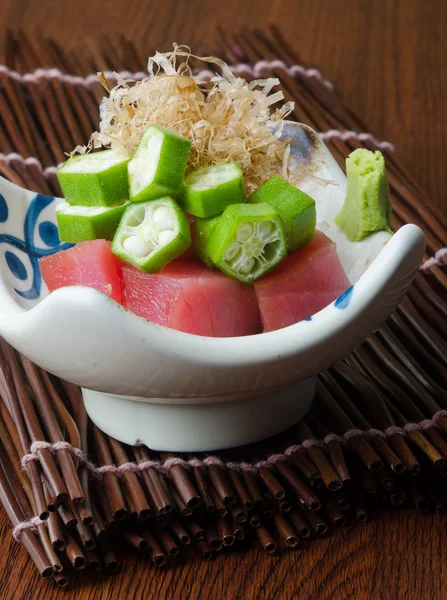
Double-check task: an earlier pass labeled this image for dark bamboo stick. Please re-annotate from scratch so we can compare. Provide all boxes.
[216,517,235,547]
[156,528,179,556]
[59,381,93,524]
[274,460,321,511]
[0,348,49,518]
[171,519,191,545]
[196,540,213,561]
[255,524,276,554]
[295,421,342,490]
[226,468,253,510]
[207,463,236,506]
[273,512,299,548]
[108,437,151,520]
[133,446,173,516]
[189,459,215,512]
[140,531,166,566]
[20,357,84,503]
[306,511,328,536]
[160,452,200,510]
[1,344,67,502]
[316,379,383,472]
[289,511,311,539]
[209,483,228,518]
[92,425,127,521]
[0,457,53,578]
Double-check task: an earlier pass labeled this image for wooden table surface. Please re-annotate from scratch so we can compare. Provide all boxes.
[0,1,446,599]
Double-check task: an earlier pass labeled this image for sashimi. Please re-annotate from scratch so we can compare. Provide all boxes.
[254,231,350,332]
[122,258,261,337]
[40,239,123,303]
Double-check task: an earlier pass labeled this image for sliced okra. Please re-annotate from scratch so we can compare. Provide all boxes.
[57,150,130,207]
[249,176,316,253]
[128,125,191,203]
[56,201,129,243]
[194,215,221,267]
[112,197,191,272]
[178,162,246,218]
[205,203,287,283]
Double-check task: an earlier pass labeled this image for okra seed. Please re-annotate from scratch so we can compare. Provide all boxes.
[258,221,273,239]
[158,230,176,245]
[224,243,241,261]
[153,206,172,224]
[239,257,255,274]
[236,223,254,242]
[123,236,153,258]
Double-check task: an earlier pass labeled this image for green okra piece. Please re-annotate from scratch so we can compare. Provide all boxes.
[128,125,191,203]
[205,203,287,284]
[56,201,129,243]
[112,197,191,273]
[249,176,316,253]
[178,162,246,218]
[194,215,221,267]
[57,150,130,207]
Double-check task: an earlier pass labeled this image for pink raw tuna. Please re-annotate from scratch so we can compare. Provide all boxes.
[254,231,350,332]
[122,258,261,337]
[40,239,123,303]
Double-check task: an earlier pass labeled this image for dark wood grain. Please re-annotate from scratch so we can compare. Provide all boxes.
[0,1,446,599]
[1,0,446,215]
[1,509,446,599]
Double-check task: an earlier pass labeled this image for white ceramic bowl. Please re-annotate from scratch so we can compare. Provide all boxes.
[0,124,425,451]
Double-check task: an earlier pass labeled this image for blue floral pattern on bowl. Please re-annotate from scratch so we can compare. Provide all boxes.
[0,187,71,307]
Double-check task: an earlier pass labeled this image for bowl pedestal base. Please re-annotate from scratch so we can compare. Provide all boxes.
[83,377,316,452]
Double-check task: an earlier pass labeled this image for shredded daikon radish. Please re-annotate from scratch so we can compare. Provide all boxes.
[83,45,297,193]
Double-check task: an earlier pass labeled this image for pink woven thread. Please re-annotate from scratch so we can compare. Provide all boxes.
[223,59,334,90]
[12,516,46,542]
[418,419,437,431]
[284,440,308,456]
[366,428,387,440]
[186,458,206,470]
[344,428,369,441]
[19,413,446,479]
[0,151,61,176]
[265,453,289,467]
[0,65,146,87]
[135,459,164,472]
[323,433,347,446]
[420,248,447,272]
[238,461,258,474]
[163,456,191,471]
[202,456,226,469]
[21,440,84,470]
[432,410,447,422]
[250,460,273,474]
[385,426,407,437]
[0,60,333,90]
[301,439,326,450]
[320,129,395,152]
[404,423,422,434]
[224,461,242,472]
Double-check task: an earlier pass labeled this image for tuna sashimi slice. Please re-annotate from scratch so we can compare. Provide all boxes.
[122,258,261,337]
[254,230,350,332]
[40,239,123,303]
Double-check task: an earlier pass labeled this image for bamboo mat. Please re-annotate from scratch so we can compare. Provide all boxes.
[0,27,446,588]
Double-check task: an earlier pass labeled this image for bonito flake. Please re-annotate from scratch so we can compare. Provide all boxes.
[81,45,296,194]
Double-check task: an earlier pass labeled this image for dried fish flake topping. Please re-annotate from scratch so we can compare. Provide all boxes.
[87,45,296,193]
